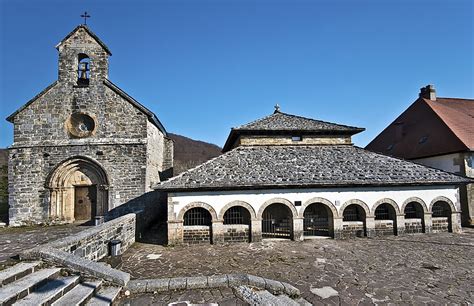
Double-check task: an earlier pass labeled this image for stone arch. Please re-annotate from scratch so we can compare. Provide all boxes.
[401,197,428,214]
[177,202,218,222]
[372,198,400,215]
[340,199,371,218]
[429,196,457,213]
[299,197,338,218]
[47,156,109,222]
[257,198,298,220]
[218,200,257,221]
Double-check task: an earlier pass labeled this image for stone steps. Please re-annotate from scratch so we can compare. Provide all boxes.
[0,262,122,306]
[52,280,102,306]
[0,267,61,305]
[86,286,122,306]
[0,262,41,287]
[13,275,80,306]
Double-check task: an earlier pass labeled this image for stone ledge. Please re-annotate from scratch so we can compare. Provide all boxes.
[126,274,300,297]
[21,247,130,286]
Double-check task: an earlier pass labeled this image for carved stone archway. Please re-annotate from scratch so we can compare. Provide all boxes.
[47,156,109,223]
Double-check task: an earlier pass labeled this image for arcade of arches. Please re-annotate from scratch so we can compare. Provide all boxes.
[169,197,462,245]
[48,157,109,223]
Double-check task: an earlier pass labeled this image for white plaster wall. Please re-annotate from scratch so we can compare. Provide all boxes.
[414,153,462,174]
[169,185,460,220]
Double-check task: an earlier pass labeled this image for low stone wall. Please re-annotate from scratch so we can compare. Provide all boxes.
[25,213,136,261]
[183,225,211,244]
[432,217,449,233]
[341,221,365,239]
[223,224,250,243]
[374,220,395,236]
[404,218,424,234]
[127,274,300,298]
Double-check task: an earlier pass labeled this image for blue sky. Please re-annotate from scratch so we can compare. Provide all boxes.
[0,0,472,148]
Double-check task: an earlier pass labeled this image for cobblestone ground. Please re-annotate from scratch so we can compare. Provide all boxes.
[119,288,247,306]
[0,224,87,266]
[119,229,474,305]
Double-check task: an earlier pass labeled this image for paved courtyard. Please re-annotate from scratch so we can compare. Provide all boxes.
[119,229,474,305]
[0,224,87,266]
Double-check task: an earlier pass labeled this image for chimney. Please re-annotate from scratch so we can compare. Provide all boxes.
[419,84,436,101]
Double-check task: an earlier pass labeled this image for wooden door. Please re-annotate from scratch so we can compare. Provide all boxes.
[74,186,97,221]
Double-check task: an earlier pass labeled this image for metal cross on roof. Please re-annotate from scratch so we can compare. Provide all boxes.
[81,11,91,25]
[274,104,281,112]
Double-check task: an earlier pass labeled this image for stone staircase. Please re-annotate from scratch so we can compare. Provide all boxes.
[0,261,122,306]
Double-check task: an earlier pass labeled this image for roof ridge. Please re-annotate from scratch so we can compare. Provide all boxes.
[234,112,275,129]
[277,111,362,130]
[436,97,474,101]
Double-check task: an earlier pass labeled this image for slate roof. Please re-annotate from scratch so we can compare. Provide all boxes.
[223,111,364,151]
[155,145,470,191]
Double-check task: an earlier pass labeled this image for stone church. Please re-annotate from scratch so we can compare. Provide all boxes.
[7,25,173,226]
[158,108,470,245]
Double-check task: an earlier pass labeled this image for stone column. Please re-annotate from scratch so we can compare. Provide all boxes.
[365,216,375,238]
[251,219,262,242]
[167,220,183,245]
[451,212,462,233]
[212,221,224,244]
[396,214,406,236]
[332,217,343,239]
[293,217,304,241]
[423,212,432,233]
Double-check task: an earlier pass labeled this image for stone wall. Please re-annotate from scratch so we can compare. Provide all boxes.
[46,213,135,261]
[8,144,147,226]
[341,221,365,238]
[237,135,351,147]
[223,225,250,243]
[374,220,395,236]
[404,218,424,234]
[183,225,211,244]
[7,26,171,226]
[432,217,449,233]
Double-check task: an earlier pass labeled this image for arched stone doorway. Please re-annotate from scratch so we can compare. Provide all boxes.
[342,204,367,238]
[47,157,109,223]
[303,203,334,238]
[374,203,398,236]
[262,203,293,239]
[431,201,452,232]
[403,202,425,233]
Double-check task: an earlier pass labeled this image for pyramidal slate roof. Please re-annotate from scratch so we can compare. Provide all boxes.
[235,110,364,132]
[155,145,470,192]
[223,110,365,151]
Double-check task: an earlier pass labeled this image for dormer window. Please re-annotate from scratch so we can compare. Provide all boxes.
[292,136,302,142]
[77,53,90,86]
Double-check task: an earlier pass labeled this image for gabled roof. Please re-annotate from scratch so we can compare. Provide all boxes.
[223,110,364,151]
[104,80,167,135]
[6,81,58,122]
[155,145,470,192]
[55,25,112,55]
[424,97,474,150]
[366,97,473,159]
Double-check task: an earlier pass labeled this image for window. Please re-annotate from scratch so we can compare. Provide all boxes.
[77,53,90,86]
[183,208,211,226]
[223,206,250,225]
[292,136,302,142]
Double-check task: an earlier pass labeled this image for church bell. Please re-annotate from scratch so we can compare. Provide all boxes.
[79,62,89,79]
